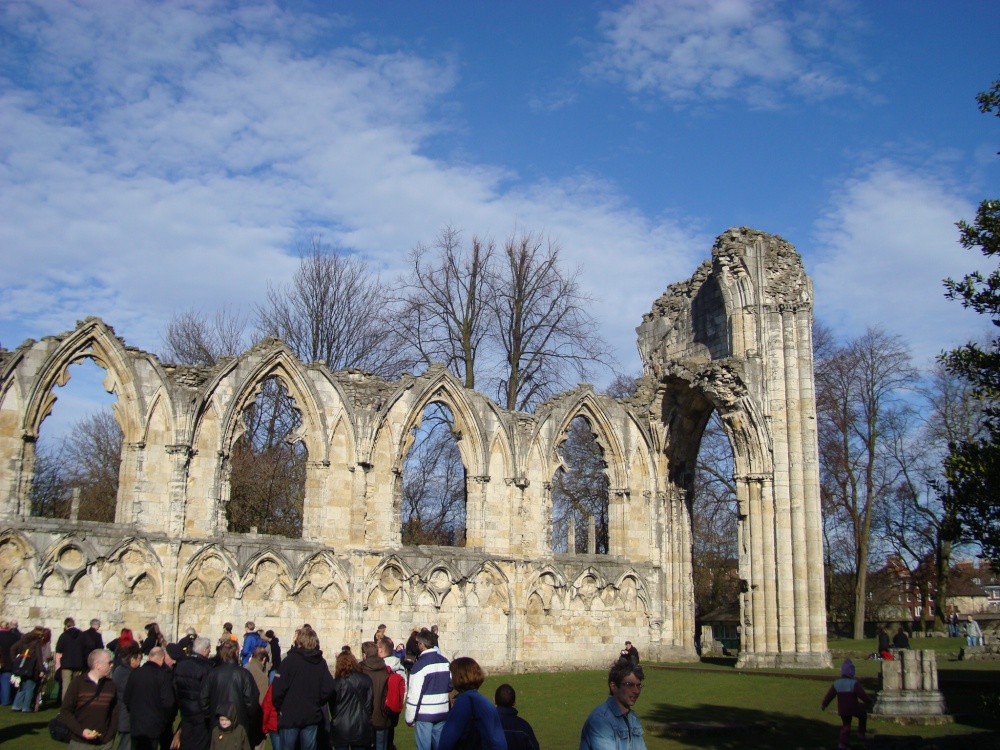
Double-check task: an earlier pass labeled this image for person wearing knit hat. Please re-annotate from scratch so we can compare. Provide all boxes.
[821,658,873,749]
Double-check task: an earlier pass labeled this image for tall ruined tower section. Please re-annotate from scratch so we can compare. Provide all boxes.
[637,227,830,668]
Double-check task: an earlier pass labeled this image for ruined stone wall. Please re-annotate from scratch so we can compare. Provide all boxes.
[0,226,830,670]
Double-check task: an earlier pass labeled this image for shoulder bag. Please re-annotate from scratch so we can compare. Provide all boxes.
[49,678,106,743]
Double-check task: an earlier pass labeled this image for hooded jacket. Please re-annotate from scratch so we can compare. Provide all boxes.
[270,646,334,729]
[211,703,251,750]
[359,655,391,730]
[200,662,262,746]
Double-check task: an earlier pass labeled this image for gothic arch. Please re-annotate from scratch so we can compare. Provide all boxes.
[219,345,328,464]
[415,559,463,609]
[381,368,490,478]
[466,561,511,613]
[295,552,348,596]
[544,392,628,490]
[106,537,163,594]
[524,565,568,612]
[238,549,293,597]
[612,570,651,613]
[365,555,413,609]
[40,536,98,592]
[0,531,37,591]
[180,545,239,598]
[20,318,146,441]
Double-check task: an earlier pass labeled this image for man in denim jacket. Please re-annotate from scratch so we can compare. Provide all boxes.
[579,660,646,749]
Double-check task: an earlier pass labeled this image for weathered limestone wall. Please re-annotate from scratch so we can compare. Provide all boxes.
[637,227,830,668]
[0,226,830,671]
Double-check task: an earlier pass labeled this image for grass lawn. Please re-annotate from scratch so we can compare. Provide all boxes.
[2,649,997,749]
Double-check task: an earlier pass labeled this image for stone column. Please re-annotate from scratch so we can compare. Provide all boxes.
[165,444,192,538]
[873,650,949,721]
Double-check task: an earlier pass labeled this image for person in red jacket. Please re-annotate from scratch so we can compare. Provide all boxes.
[821,658,872,750]
[261,683,279,750]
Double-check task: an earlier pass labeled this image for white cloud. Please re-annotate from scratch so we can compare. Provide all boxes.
[0,0,703,377]
[810,162,987,367]
[588,0,856,107]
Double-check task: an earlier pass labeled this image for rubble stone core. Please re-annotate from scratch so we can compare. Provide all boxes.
[0,227,830,671]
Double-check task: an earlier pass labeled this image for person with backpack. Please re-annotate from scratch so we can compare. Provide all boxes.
[821,658,872,750]
[10,630,46,712]
[377,638,405,750]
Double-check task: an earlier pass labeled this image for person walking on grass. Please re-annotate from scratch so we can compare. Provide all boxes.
[821,658,872,750]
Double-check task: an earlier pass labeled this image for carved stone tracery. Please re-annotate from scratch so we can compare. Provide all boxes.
[0,227,829,670]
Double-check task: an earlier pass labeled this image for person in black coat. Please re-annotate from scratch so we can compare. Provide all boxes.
[200,639,262,747]
[264,630,281,673]
[124,646,177,750]
[82,619,105,663]
[270,626,334,749]
[112,644,143,750]
[174,636,215,750]
[0,620,20,706]
[329,649,374,750]
[494,683,539,750]
[892,627,910,650]
[877,626,891,656]
[141,623,166,656]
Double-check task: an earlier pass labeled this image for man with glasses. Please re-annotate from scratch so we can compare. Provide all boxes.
[579,659,646,749]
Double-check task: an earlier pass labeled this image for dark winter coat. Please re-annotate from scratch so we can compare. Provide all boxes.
[111,661,136,732]
[82,627,104,662]
[175,652,215,750]
[56,627,87,670]
[200,662,262,747]
[329,671,374,747]
[124,660,177,739]
[497,705,540,750]
[270,647,334,729]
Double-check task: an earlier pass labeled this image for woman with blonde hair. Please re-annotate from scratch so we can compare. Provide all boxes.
[438,657,507,750]
[328,650,373,750]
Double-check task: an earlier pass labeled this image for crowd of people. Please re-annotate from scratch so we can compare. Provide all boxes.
[3,618,662,750]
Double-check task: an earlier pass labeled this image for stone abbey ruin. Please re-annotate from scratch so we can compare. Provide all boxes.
[0,227,831,671]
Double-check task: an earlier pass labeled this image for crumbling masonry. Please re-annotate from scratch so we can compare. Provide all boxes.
[0,227,830,671]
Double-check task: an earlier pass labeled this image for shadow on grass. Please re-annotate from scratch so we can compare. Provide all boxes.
[644,701,838,749]
[0,717,49,744]
[698,657,738,668]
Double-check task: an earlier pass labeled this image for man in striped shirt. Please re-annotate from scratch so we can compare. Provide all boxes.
[404,628,451,750]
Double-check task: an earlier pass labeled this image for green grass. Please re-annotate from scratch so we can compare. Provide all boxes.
[3,656,997,750]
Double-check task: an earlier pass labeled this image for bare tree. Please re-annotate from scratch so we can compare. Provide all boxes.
[29,441,70,518]
[258,238,408,377]
[395,227,495,389]
[226,377,306,537]
[162,305,249,366]
[63,409,123,523]
[816,327,917,638]
[879,362,985,629]
[492,232,612,411]
[691,412,739,618]
[396,226,614,412]
[551,416,609,554]
[400,403,467,546]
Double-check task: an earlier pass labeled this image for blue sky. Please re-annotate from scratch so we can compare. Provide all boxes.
[2,0,999,431]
